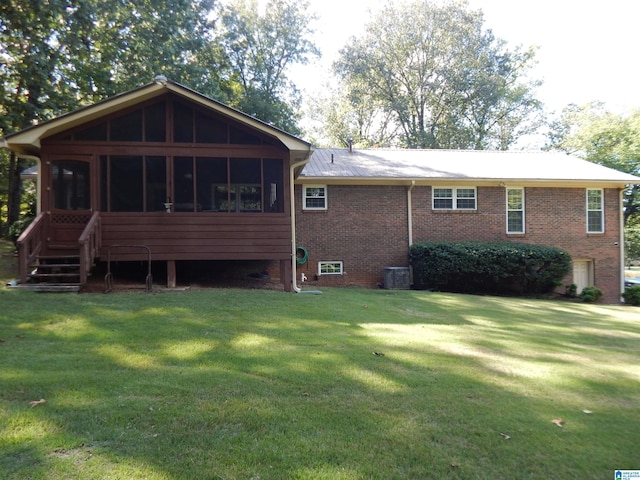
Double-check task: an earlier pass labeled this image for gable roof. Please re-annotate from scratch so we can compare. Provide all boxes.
[300,148,640,187]
[1,78,313,163]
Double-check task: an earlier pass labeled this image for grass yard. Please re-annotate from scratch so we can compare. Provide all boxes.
[1,241,639,479]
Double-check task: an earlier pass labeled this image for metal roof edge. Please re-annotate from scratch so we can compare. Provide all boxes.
[296,176,637,188]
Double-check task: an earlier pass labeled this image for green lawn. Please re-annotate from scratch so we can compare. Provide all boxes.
[1,241,639,479]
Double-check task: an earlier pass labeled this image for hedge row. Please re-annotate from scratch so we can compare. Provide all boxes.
[409,241,572,295]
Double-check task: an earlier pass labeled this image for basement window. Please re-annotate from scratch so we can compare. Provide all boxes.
[318,261,343,275]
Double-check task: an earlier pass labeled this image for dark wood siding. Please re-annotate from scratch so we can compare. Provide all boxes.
[100,213,292,261]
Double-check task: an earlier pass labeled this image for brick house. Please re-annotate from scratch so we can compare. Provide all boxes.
[295,148,640,303]
[3,80,639,301]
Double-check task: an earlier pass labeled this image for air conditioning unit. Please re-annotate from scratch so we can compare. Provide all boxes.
[383,267,411,290]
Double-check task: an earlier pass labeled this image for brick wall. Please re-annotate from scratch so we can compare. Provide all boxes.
[295,184,623,302]
[295,185,409,287]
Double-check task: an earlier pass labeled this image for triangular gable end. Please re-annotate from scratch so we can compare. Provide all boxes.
[2,79,313,164]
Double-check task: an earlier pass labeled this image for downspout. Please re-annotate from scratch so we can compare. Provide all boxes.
[407,180,416,247]
[290,155,311,293]
[620,188,626,301]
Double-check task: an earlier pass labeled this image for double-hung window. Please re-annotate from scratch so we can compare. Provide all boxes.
[303,185,327,210]
[433,187,476,210]
[587,188,604,233]
[506,188,525,234]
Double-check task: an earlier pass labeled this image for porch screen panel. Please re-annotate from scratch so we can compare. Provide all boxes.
[195,111,227,143]
[144,103,166,142]
[145,156,166,211]
[51,160,90,210]
[173,103,193,143]
[110,110,143,141]
[263,158,284,212]
[231,158,262,212]
[174,157,196,211]
[196,157,227,211]
[110,156,143,211]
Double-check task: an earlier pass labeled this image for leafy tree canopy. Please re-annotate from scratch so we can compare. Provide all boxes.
[545,102,640,225]
[330,0,542,150]
[215,0,319,135]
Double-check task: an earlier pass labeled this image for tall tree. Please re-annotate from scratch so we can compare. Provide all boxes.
[216,0,319,134]
[546,102,640,225]
[332,0,542,150]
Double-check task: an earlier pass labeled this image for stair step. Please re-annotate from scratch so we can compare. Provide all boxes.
[32,263,81,269]
[10,284,81,293]
[30,273,80,279]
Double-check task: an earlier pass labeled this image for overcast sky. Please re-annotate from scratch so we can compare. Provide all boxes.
[290,0,640,115]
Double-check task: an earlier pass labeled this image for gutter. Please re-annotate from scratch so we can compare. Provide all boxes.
[620,188,626,301]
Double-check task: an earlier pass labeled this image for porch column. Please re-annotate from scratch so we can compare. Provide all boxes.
[280,259,292,292]
[167,260,176,288]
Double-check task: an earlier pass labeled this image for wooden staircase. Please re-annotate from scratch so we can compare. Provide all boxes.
[13,211,102,293]
[22,254,83,292]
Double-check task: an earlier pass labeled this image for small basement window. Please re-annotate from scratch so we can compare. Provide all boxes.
[318,261,343,275]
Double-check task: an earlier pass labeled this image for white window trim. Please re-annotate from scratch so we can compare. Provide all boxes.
[318,261,343,275]
[506,187,525,234]
[432,187,477,210]
[303,185,327,210]
[586,188,605,233]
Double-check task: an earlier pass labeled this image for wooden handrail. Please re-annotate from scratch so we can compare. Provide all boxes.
[16,213,46,284]
[78,211,101,285]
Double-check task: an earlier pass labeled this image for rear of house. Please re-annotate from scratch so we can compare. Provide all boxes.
[3,80,639,302]
[295,149,638,303]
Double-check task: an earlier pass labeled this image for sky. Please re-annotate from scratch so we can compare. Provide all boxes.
[289,0,640,117]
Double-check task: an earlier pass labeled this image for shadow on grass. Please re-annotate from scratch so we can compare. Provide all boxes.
[1,288,638,479]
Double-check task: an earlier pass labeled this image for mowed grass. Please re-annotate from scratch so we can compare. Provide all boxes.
[1,244,639,479]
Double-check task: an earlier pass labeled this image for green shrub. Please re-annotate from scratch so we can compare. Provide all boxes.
[8,217,34,247]
[565,283,578,298]
[579,286,603,303]
[622,285,640,306]
[409,241,572,296]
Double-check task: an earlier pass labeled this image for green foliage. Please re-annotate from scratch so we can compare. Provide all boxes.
[546,103,640,226]
[565,283,578,298]
[579,285,604,303]
[331,0,542,149]
[625,218,640,264]
[0,0,318,136]
[622,285,640,306]
[8,216,34,247]
[216,0,319,133]
[409,241,572,295]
